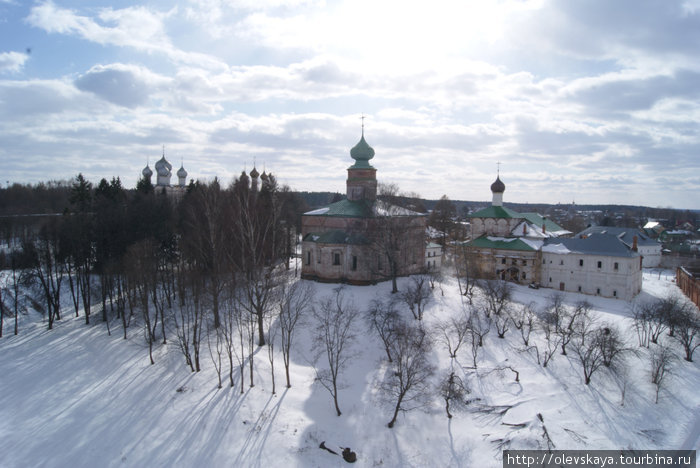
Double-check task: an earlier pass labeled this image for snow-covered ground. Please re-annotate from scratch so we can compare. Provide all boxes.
[1,269,698,468]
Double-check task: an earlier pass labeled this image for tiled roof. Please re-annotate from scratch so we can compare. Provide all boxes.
[521,213,568,234]
[575,226,659,247]
[468,205,522,219]
[543,233,640,257]
[302,229,369,245]
[304,198,374,218]
[465,236,539,251]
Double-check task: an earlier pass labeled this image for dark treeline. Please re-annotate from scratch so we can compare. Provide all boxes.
[0,172,313,388]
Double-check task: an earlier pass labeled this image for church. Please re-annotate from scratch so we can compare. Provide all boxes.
[141,150,189,197]
[300,132,426,284]
[464,175,643,300]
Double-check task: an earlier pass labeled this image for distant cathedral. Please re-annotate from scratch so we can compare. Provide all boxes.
[141,149,189,196]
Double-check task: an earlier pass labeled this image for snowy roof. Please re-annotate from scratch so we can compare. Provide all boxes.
[542,233,640,258]
[303,198,425,219]
[468,205,521,219]
[520,213,569,236]
[303,199,374,218]
[576,226,658,247]
[466,236,543,252]
[302,229,369,245]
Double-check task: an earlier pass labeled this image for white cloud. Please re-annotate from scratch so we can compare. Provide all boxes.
[0,51,28,73]
[27,1,227,70]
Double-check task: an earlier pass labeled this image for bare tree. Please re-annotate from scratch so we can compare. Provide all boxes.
[631,300,654,348]
[383,322,436,428]
[465,305,490,368]
[265,305,280,395]
[538,309,561,368]
[401,275,432,320]
[650,344,676,404]
[207,318,225,389]
[433,310,470,359]
[672,305,700,362]
[365,296,402,363]
[312,287,359,416]
[481,280,512,318]
[511,302,537,346]
[596,323,630,368]
[572,327,606,385]
[438,370,470,419]
[455,245,478,304]
[277,277,315,387]
[370,183,425,294]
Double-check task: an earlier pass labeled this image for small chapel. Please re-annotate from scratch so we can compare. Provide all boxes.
[300,132,426,284]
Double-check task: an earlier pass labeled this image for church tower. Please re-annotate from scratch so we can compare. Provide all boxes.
[491,174,505,206]
[346,130,377,202]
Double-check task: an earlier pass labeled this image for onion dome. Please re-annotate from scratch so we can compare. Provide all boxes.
[490,176,505,193]
[349,133,375,169]
[155,156,172,177]
[260,171,269,181]
[142,164,153,178]
[177,165,187,179]
[250,166,259,178]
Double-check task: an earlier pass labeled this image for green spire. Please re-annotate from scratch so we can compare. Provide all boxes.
[349,133,375,169]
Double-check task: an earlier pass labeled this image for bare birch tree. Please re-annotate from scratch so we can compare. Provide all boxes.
[312,287,359,416]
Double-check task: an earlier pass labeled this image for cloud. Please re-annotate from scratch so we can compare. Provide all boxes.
[26,1,227,70]
[0,51,28,73]
[74,64,165,108]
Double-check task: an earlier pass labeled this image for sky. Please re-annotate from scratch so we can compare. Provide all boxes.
[1,0,699,209]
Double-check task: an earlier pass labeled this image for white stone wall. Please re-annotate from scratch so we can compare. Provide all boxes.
[425,246,442,269]
[541,252,642,300]
[639,245,661,268]
[471,217,521,238]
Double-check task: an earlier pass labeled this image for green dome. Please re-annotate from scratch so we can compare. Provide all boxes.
[349,134,375,168]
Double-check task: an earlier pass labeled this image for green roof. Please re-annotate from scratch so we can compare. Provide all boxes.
[465,236,537,251]
[521,213,567,233]
[468,205,522,219]
[304,198,374,218]
[303,229,369,245]
[349,134,375,169]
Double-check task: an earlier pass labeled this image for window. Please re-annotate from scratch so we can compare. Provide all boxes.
[578,286,582,292]
[522,259,527,266]
[352,255,357,271]
[512,258,517,265]
[333,252,341,266]
[596,288,600,295]
[579,259,584,267]
[560,260,564,265]
[614,262,619,270]
[501,258,506,264]
[613,290,617,297]
[306,251,311,265]
[522,272,527,280]
[549,277,552,283]
[597,261,602,269]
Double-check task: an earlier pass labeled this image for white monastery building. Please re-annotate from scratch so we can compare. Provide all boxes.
[464,174,643,301]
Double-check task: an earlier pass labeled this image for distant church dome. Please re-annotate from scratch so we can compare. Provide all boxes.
[250,167,260,178]
[177,165,187,178]
[142,164,153,178]
[155,156,172,177]
[490,176,505,193]
[349,134,375,168]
